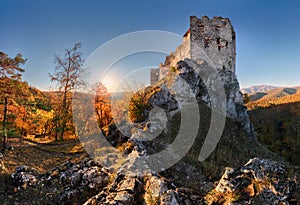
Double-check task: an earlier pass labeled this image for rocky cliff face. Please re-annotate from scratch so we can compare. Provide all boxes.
[155,15,253,138]
[156,58,255,138]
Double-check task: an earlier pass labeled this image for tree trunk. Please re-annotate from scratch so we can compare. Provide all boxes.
[54,118,59,141]
[2,96,8,152]
[60,82,69,141]
[60,118,66,140]
[55,124,59,141]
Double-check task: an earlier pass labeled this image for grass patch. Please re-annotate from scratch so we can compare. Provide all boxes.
[37,143,84,154]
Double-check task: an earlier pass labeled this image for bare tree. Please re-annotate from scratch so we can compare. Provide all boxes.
[49,43,85,140]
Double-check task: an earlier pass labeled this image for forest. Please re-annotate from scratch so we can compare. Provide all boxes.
[0,43,114,154]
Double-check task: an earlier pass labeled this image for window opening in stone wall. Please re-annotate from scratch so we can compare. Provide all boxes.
[204,38,210,48]
[217,38,221,50]
[199,24,204,32]
[228,60,232,68]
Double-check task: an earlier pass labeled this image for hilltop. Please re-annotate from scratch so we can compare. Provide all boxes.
[241,85,278,94]
[245,86,300,110]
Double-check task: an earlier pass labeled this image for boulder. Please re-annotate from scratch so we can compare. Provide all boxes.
[148,85,178,112]
[57,158,110,204]
[11,165,39,189]
[209,158,299,204]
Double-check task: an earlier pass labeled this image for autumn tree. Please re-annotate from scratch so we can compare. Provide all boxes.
[94,82,112,128]
[0,51,26,152]
[49,43,85,140]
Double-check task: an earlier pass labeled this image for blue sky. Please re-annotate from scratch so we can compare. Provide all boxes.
[1,0,300,90]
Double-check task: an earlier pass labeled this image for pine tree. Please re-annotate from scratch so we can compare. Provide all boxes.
[0,51,26,152]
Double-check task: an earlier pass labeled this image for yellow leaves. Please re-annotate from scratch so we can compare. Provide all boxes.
[93,82,113,128]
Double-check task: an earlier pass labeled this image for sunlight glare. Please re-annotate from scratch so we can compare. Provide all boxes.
[102,76,116,93]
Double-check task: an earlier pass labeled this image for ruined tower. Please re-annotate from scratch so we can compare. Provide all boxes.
[190,16,236,73]
[151,15,237,84]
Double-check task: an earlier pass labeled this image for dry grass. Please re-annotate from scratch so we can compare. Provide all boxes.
[205,189,241,205]
[2,136,87,173]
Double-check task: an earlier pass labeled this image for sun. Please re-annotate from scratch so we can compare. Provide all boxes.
[102,76,116,93]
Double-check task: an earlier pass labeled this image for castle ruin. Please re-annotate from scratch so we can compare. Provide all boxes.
[151,15,236,84]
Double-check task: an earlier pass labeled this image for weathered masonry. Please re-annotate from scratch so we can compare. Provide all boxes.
[151,15,236,85]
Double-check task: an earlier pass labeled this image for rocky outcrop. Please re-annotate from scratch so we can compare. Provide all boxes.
[148,86,178,112]
[155,58,256,138]
[11,165,39,190]
[8,154,299,204]
[55,158,110,204]
[206,158,300,204]
[63,163,208,205]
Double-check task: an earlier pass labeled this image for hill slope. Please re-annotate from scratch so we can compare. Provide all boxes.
[246,86,300,110]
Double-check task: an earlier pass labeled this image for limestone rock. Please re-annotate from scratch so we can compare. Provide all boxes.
[148,86,178,112]
[114,190,134,204]
[160,190,180,205]
[209,158,299,204]
[11,165,39,189]
[57,158,110,204]
[161,58,256,138]
[144,175,169,204]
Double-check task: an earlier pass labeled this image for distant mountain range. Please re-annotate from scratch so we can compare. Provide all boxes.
[242,85,300,110]
[241,85,279,94]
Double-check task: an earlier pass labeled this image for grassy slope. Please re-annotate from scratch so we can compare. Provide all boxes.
[149,102,279,182]
[3,135,86,173]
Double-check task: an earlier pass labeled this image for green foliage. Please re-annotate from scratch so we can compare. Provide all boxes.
[0,51,27,150]
[249,102,300,165]
[35,99,52,111]
[170,66,176,73]
[128,89,151,122]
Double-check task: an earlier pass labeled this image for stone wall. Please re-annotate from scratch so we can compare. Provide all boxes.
[162,30,190,69]
[190,16,236,73]
[155,15,237,82]
[150,68,159,85]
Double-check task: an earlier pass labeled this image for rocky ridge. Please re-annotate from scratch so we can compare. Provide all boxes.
[6,57,300,204]
[9,157,299,204]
